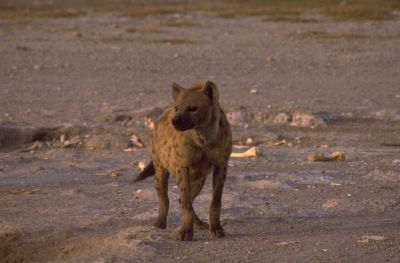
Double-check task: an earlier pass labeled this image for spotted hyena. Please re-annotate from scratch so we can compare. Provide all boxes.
[133,81,232,241]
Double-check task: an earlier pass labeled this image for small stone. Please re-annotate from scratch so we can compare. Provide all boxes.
[290,111,327,128]
[85,134,129,151]
[273,112,291,125]
[130,134,144,148]
[252,111,266,124]
[322,199,339,209]
[227,111,247,126]
[111,172,121,177]
[73,31,82,37]
[276,241,298,246]
[62,137,81,148]
[33,65,41,70]
[250,89,257,94]
[16,45,30,51]
[245,138,253,145]
[144,118,155,129]
[138,162,146,171]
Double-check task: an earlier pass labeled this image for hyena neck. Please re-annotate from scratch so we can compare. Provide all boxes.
[189,106,220,147]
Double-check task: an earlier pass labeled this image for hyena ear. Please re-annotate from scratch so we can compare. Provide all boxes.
[203,81,219,104]
[171,82,184,102]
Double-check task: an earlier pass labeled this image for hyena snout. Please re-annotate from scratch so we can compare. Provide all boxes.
[172,112,195,131]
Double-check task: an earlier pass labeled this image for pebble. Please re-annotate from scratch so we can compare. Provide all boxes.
[250,89,257,94]
[245,138,253,145]
[273,112,291,125]
[60,134,66,144]
[226,111,247,126]
[290,111,327,128]
[73,31,83,37]
[138,162,146,171]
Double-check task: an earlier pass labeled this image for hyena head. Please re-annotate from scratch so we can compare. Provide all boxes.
[171,81,219,131]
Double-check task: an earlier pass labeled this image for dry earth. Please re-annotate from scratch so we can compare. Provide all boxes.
[1,1,400,262]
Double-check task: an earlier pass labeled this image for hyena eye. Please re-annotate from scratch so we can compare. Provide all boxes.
[174,106,179,112]
[187,106,198,112]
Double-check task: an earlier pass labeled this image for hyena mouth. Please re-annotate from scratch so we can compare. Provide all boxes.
[172,114,195,131]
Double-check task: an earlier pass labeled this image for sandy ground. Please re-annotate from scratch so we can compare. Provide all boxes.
[1,3,400,262]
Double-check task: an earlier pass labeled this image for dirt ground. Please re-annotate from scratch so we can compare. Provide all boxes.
[1,1,400,262]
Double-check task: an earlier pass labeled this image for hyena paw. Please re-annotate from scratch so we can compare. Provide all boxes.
[194,219,209,230]
[175,227,193,241]
[209,225,225,238]
[153,219,167,229]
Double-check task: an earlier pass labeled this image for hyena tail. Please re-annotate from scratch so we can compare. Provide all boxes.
[131,161,155,183]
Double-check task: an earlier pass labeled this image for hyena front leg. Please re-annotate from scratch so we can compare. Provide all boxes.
[176,167,194,241]
[177,176,209,230]
[209,164,227,238]
[154,164,169,229]
[191,176,209,230]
